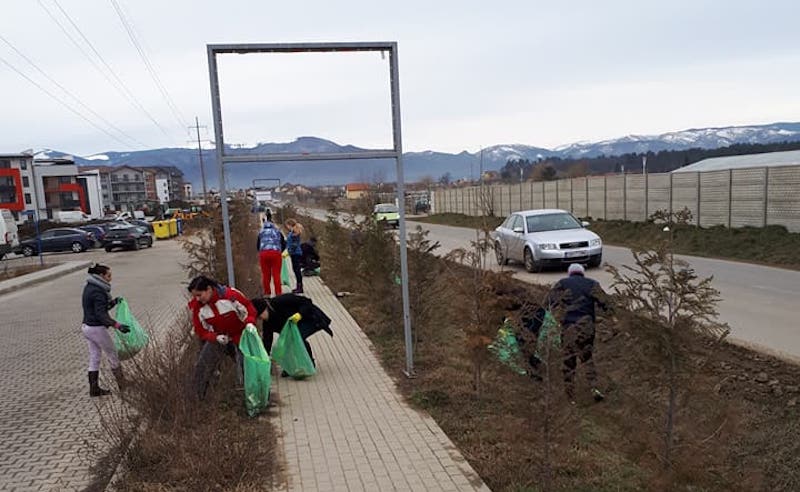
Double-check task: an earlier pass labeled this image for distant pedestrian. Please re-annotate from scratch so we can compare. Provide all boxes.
[81,263,129,397]
[285,219,304,294]
[257,219,286,296]
[187,275,257,399]
[547,263,612,403]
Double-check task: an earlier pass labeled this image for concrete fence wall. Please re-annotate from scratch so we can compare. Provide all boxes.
[431,165,800,232]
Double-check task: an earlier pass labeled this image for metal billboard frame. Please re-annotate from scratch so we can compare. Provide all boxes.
[207,41,415,377]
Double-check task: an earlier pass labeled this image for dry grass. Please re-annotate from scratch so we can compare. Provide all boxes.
[300,210,800,491]
[92,200,282,490]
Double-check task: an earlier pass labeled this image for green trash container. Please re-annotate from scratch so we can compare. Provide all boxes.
[153,220,170,240]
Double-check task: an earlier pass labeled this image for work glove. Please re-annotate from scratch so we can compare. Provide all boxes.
[289,313,302,323]
[216,334,230,345]
[282,250,289,258]
[116,323,131,334]
[107,297,124,309]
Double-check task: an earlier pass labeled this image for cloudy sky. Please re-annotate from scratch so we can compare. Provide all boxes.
[1,0,799,156]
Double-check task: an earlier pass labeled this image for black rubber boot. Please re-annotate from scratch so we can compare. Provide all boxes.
[89,371,111,397]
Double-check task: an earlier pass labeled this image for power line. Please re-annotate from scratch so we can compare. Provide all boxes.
[39,0,173,140]
[0,53,143,149]
[0,33,147,149]
[109,0,187,129]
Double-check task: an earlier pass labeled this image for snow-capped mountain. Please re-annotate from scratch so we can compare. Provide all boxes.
[24,122,800,188]
[551,122,800,158]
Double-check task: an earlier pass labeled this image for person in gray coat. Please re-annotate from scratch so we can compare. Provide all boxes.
[81,263,130,396]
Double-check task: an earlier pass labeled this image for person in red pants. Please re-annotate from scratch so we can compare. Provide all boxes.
[256,219,285,296]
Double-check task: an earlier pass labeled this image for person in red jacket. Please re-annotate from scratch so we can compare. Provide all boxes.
[187,275,257,399]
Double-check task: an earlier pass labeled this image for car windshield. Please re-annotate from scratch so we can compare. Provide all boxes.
[525,213,582,232]
[374,204,398,213]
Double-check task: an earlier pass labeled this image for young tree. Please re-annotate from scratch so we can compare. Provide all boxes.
[607,208,729,467]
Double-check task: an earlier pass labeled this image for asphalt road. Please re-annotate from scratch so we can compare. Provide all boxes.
[299,207,800,361]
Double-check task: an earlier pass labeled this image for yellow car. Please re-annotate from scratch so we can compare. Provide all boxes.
[373,203,400,228]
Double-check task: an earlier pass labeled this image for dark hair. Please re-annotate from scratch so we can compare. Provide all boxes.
[88,263,110,275]
[187,275,219,292]
[251,297,270,316]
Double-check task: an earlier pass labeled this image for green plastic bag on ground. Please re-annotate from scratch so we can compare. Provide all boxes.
[488,319,527,375]
[239,324,272,417]
[272,315,316,379]
[113,299,149,360]
[281,255,292,287]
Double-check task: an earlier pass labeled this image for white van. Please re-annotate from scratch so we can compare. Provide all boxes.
[0,209,19,260]
[56,210,90,223]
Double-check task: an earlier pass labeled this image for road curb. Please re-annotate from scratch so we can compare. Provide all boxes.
[0,260,92,297]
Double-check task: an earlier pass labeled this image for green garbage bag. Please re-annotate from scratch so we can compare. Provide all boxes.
[535,310,561,360]
[281,254,292,288]
[488,319,527,375]
[239,324,272,417]
[272,314,316,379]
[113,299,149,360]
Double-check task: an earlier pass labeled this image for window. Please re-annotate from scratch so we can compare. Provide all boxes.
[24,193,31,204]
[20,160,27,170]
[59,176,72,184]
[510,215,523,231]
[0,159,9,168]
[22,176,29,187]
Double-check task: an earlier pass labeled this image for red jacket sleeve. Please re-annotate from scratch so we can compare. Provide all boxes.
[228,287,257,325]
[189,300,217,343]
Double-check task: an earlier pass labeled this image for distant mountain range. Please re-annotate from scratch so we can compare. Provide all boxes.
[32,122,800,188]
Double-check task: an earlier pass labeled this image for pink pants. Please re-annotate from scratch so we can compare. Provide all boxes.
[82,324,120,371]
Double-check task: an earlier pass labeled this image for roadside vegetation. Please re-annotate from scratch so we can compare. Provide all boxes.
[412,213,800,270]
[90,200,281,491]
[299,204,800,491]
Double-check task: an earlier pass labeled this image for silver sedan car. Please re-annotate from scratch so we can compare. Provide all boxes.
[492,209,602,272]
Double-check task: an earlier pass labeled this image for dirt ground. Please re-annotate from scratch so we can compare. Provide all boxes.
[306,212,800,492]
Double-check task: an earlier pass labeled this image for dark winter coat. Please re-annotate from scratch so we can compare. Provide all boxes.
[81,275,118,327]
[260,294,333,340]
[547,274,610,326]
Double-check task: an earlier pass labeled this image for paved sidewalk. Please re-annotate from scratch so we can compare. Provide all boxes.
[275,277,490,492]
[0,241,188,491]
[0,260,92,296]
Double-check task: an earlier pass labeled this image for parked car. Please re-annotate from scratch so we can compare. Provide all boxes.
[79,225,107,244]
[15,227,94,256]
[373,203,400,228]
[491,209,602,273]
[56,210,91,223]
[128,219,154,233]
[102,226,153,252]
[0,208,19,260]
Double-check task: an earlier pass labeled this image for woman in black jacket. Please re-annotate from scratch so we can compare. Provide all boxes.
[251,294,333,368]
[81,263,130,396]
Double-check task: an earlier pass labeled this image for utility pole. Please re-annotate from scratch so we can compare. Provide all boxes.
[188,117,209,203]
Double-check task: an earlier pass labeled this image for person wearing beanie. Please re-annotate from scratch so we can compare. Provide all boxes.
[81,263,130,397]
[547,263,612,403]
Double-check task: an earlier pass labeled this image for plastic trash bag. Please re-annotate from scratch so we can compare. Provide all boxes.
[281,254,292,288]
[113,299,149,360]
[535,310,561,359]
[239,323,272,417]
[272,314,316,379]
[488,319,527,375]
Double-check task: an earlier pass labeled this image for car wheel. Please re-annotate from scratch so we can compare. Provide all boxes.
[71,242,84,253]
[148,238,153,248]
[132,240,140,251]
[22,246,35,257]
[588,254,602,268]
[105,247,113,253]
[524,247,543,273]
[495,241,508,266]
